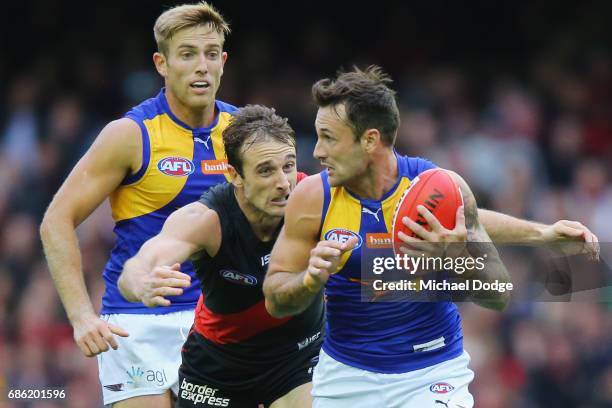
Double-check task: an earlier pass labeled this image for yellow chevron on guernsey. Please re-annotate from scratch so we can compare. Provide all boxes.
[110,111,233,222]
[320,177,411,272]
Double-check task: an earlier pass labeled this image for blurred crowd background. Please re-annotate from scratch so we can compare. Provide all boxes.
[1,1,611,407]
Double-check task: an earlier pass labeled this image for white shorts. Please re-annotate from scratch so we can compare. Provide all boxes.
[312,349,474,408]
[97,310,195,406]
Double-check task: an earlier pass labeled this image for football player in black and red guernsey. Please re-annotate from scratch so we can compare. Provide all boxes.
[118,105,316,408]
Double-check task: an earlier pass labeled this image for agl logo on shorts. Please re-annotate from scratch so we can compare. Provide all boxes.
[324,229,363,249]
[157,157,194,177]
[430,382,454,394]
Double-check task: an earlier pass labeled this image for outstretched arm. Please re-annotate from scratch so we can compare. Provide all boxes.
[263,175,346,318]
[478,209,599,260]
[118,201,220,307]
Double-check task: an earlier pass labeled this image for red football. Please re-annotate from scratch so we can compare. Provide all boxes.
[391,168,463,255]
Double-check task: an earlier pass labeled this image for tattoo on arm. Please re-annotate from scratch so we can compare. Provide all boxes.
[456,175,511,310]
[463,190,492,258]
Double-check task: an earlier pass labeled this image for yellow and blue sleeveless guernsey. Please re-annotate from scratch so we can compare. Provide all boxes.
[318,153,463,373]
[101,89,238,314]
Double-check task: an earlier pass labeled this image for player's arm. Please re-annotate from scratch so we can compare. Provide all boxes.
[478,209,599,260]
[264,175,352,318]
[453,173,511,310]
[119,202,221,307]
[39,118,141,356]
[263,176,323,318]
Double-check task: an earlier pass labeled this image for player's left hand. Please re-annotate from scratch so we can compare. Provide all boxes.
[542,220,600,261]
[303,237,358,292]
[397,205,467,259]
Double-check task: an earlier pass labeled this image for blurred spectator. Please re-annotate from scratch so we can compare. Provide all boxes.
[1,76,41,181]
[544,114,584,187]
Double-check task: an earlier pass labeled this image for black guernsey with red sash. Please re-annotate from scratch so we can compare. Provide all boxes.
[180,182,324,393]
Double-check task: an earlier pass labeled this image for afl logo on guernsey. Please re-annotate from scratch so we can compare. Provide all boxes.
[429,382,454,394]
[324,229,363,249]
[157,157,195,177]
[220,270,258,286]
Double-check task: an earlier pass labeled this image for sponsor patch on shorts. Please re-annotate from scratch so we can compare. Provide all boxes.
[180,378,230,407]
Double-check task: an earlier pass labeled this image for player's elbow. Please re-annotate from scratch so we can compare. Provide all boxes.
[264,296,299,319]
[264,288,304,319]
[497,291,511,311]
[116,273,132,301]
[118,260,140,302]
[263,280,280,317]
[39,215,51,243]
[40,205,73,242]
[262,275,290,318]
[40,212,62,249]
[489,295,510,312]
[117,276,140,303]
[475,291,510,312]
[264,297,286,318]
[39,209,57,242]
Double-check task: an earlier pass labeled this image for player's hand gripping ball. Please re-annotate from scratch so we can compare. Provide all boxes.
[391,169,463,256]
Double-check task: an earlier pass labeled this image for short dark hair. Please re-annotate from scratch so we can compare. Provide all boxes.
[312,65,400,146]
[223,105,296,176]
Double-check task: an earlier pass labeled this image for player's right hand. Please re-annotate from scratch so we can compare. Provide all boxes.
[140,263,191,307]
[303,238,358,291]
[542,220,600,261]
[72,312,129,357]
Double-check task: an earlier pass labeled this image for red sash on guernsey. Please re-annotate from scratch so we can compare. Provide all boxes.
[194,295,291,344]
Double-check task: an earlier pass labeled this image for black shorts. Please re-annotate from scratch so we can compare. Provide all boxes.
[177,332,321,407]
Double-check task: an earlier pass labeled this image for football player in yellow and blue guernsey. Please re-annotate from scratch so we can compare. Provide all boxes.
[40,3,236,407]
[263,66,600,407]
